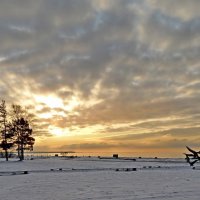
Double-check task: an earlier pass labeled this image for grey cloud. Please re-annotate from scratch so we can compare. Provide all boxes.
[105,127,200,142]
[57,137,200,152]
[149,0,200,20]
[143,10,200,50]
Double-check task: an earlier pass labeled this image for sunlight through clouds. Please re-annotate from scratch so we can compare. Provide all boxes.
[48,125,67,137]
[35,95,64,109]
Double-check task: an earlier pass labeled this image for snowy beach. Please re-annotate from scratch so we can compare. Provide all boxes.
[1,157,200,200]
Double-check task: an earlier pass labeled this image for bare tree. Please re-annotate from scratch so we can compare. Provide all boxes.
[0,100,15,161]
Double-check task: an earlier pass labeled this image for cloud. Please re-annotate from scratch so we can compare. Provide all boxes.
[104,127,200,142]
[0,0,200,153]
[149,0,200,20]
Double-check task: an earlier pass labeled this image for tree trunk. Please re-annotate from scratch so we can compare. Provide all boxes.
[17,143,20,159]
[19,142,24,161]
[3,118,9,162]
[5,149,8,161]
[21,146,24,161]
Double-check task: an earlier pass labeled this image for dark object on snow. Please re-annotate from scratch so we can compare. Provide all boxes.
[184,146,200,167]
[189,160,198,166]
[184,153,198,166]
[186,146,200,159]
[113,154,118,159]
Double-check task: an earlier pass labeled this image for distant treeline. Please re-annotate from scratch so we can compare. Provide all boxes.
[0,100,35,161]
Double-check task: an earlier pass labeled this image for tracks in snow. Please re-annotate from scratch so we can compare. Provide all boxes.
[0,165,197,176]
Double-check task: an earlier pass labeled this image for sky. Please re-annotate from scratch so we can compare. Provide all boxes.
[0,0,200,157]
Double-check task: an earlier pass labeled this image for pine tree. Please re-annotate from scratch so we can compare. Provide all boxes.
[11,104,25,158]
[13,118,35,161]
[11,104,36,159]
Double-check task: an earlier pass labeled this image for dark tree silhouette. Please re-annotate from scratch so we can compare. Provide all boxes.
[13,118,35,161]
[11,104,25,158]
[0,100,15,161]
[11,104,36,159]
[184,146,200,167]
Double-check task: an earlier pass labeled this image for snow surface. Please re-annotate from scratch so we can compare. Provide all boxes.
[0,157,200,200]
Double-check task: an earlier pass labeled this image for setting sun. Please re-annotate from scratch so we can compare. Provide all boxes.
[35,95,64,109]
[48,126,66,137]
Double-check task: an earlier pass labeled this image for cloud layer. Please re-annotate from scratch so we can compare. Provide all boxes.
[0,0,200,156]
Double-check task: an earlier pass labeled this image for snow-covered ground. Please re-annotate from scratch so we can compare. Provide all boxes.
[0,157,200,200]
